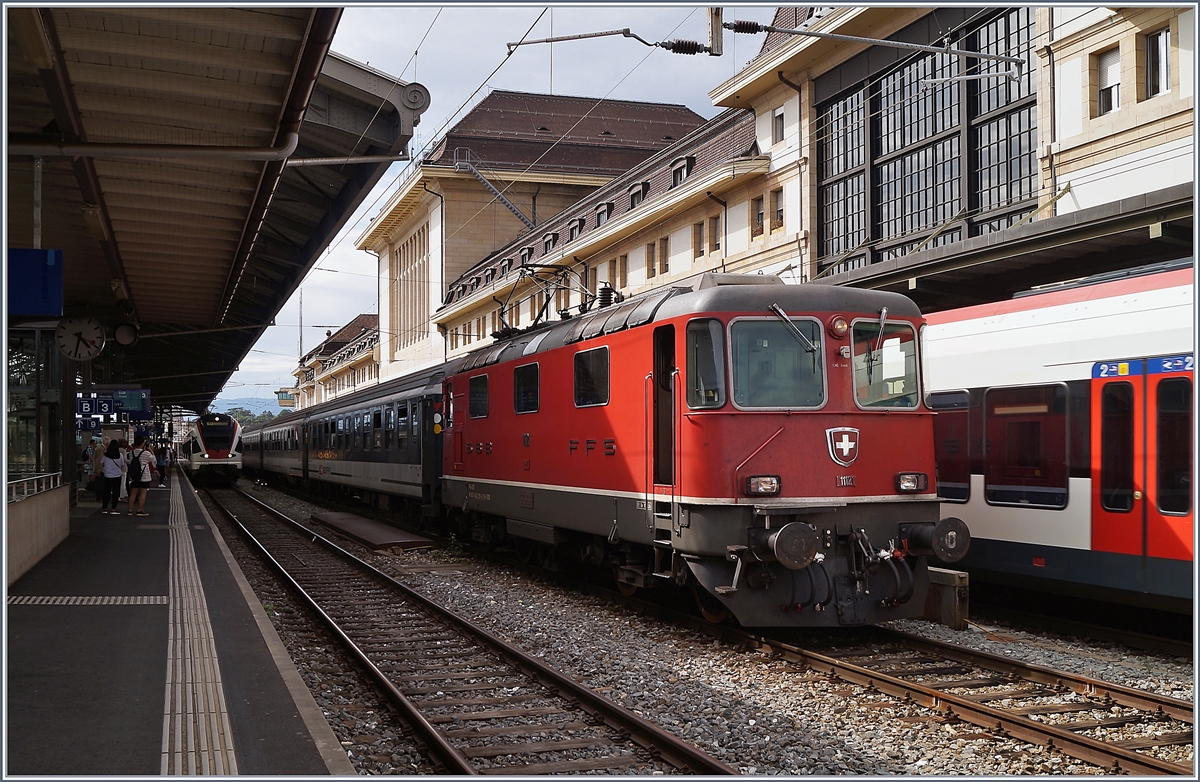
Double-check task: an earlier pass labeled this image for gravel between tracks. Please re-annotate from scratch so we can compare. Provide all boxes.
[226,484,1194,775]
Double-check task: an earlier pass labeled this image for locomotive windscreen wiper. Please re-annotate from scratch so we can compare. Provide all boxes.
[768,303,817,353]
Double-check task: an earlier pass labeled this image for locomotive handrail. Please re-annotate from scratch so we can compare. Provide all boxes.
[643,372,654,530]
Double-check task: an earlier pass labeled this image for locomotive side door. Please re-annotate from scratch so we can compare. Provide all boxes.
[1091,355,1194,561]
[652,325,676,489]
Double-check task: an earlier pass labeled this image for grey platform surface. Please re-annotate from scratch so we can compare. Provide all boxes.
[6,476,353,776]
[311,511,435,551]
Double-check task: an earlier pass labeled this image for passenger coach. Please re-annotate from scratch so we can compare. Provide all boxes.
[924,260,1194,613]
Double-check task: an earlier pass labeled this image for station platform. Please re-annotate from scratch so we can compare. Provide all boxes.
[6,473,354,776]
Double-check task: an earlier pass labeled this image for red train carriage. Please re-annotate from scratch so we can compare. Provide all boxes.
[442,274,968,627]
[924,261,1193,613]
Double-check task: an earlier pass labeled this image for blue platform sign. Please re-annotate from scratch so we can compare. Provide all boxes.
[113,389,151,412]
[75,418,101,431]
[8,249,63,317]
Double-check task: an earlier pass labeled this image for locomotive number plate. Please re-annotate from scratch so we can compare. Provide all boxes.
[836,475,856,487]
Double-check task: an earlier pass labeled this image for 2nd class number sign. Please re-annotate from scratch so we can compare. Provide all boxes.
[1092,355,1193,379]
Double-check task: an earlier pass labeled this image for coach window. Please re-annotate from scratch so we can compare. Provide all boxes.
[373,409,383,448]
[1157,378,1193,514]
[730,317,824,409]
[984,385,1068,508]
[686,319,726,408]
[469,375,489,418]
[514,363,539,413]
[352,414,361,450]
[852,320,918,408]
[397,402,410,440]
[1100,382,1135,512]
[574,347,610,407]
[929,391,970,502]
[363,410,373,450]
[383,406,393,449]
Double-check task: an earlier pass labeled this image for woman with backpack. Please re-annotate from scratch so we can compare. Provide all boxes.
[126,438,155,516]
[97,441,125,515]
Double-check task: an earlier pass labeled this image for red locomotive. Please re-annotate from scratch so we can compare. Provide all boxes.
[441,273,968,627]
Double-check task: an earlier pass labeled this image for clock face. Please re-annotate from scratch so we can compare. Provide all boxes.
[55,317,107,361]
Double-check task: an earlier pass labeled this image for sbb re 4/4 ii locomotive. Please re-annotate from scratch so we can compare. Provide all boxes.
[441,273,969,627]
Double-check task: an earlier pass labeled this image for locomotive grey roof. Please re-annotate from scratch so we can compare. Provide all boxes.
[454,275,923,372]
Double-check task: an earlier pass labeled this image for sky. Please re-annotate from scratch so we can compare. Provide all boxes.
[211,4,781,411]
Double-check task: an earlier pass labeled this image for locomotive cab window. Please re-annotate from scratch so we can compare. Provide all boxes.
[852,320,919,408]
[984,384,1068,509]
[469,375,489,418]
[686,319,726,408]
[730,317,824,408]
[514,363,539,413]
[574,347,610,407]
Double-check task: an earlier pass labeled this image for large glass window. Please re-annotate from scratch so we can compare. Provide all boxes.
[469,375,489,418]
[574,348,610,407]
[1157,378,1192,514]
[984,385,1068,508]
[730,318,823,409]
[816,8,1036,275]
[514,364,539,413]
[852,321,919,408]
[1099,382,1135,512]
[686,319,726,409]
[930,391,970,501]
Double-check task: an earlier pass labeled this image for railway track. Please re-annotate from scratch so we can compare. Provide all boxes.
[204,486,735,776]
[594,590,1194,775]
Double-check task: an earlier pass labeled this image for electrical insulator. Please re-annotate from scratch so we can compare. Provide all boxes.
[660,39,706,55]
[598,285,614,308]
[728,20,765,34]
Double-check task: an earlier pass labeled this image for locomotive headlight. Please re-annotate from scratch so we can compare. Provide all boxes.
[827,315,849,339]
[202,453,210,459]
[745,475,781,496]
[896,472,928,492]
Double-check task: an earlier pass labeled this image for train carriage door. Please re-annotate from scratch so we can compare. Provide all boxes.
[1145,355,1193,560]
[1091,355,1195,561]
[653,325,676,487]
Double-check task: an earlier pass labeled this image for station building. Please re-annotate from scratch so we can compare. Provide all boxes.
[289,314,380,410]
[354,90,706,379]
[430,6,1192,347]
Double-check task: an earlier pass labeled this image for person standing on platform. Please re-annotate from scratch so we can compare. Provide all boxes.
[162,443,174,484]
[117,438,130,502]
[126,437,155,516]
[98,441,125,514]
[155,443,168,489]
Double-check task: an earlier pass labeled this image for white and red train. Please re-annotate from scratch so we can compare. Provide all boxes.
[243,273,969,628]
[178,412,243,483]
[923,261,1194,613]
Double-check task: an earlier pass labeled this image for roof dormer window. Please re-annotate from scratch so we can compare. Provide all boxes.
[628,181,649,209]
[542,232,558,254]
[568,218,585,241]
[595,202,613,226]
[520,246,534,265]
[670,156,695,187]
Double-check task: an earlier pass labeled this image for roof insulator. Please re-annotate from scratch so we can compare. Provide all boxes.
[659,39,707,55]
[728,20,765,34]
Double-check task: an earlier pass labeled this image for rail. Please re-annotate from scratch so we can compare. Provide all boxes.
[7,472,62,503]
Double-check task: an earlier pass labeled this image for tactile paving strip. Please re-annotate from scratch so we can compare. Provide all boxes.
[160,478,239,775]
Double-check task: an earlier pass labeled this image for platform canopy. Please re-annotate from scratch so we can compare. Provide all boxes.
[7,7,430,412]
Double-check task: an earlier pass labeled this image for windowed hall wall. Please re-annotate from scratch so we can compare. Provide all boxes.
[814,8,1038,277]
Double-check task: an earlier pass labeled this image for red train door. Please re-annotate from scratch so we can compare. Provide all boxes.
[1091,355,1194,560]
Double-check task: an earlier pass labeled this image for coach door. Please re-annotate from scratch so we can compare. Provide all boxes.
[1091,355,1194,561]
[652,325,676,489]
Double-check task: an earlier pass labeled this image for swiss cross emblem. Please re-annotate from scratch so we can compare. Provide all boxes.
[826,427,860,467]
